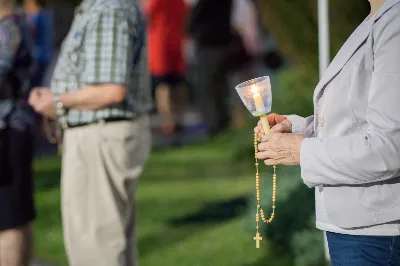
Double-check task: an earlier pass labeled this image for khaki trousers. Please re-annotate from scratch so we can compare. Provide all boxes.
[61,115,151,266]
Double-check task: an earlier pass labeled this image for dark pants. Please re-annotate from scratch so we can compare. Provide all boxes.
[0,128,35,230]
[196,45,231,136]
[327,232,400,266]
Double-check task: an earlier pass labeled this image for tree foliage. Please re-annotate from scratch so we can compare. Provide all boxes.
[256,0,370,70]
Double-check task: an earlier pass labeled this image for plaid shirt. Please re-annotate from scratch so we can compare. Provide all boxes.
[51,0,152,126]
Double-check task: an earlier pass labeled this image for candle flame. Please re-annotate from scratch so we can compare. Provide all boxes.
[251,85,258,94]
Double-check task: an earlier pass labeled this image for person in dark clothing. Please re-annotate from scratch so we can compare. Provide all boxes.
[0,0,35,265]
[23,0,52,87]
[187,0,237,137]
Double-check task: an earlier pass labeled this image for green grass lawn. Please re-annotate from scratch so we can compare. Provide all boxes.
[33,131,292,266]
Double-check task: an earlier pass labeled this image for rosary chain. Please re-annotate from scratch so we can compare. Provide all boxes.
[254,130,277,230]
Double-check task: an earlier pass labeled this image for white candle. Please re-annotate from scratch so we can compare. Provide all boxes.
[252,85,265,113]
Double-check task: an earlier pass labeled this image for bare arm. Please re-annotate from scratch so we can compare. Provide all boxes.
[60,84,126,110]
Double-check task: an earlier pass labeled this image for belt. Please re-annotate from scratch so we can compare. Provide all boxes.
[65,117,131,129]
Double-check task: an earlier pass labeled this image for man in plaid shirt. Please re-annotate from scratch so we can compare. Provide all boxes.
[29,0,152,265]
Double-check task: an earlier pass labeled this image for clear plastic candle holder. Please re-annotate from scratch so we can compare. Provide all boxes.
[235,76,272,117]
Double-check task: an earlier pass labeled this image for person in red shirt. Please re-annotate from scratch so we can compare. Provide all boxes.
[145,0,189,135]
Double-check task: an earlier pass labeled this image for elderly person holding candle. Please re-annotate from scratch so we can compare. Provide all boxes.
[255,0,400,265]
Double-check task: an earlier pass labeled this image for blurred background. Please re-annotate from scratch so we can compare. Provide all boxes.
[25,0,371,265]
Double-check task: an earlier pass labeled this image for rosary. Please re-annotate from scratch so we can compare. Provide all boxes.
[234,76,276,249]
[253,120,277,249]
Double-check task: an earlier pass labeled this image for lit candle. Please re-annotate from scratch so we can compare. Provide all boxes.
[252,85,265,113]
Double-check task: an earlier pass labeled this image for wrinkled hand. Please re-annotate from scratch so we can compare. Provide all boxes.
[257,133,304,166]
[254,113,292,138]
[28,87,57,119]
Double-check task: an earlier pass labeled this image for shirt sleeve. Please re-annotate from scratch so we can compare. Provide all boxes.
[0,23,21,83]
[83,9,133,85]
[300,13,400,186]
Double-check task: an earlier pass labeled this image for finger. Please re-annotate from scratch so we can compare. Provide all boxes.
[262,132,284,142]
[256,121,264,134]
[265,159,278,166]
[32,90,41,98]
[257,141,270,152]
[267,113,287,126]
[28,94,37,105]
[28,98,35,106]
[265,156,287,166]
[32,87,43,93]
[281,120,292,133]
[266,113,278,126]
[256,150,276,160]
[254,124,263,133]
[270,123,285,133]
[261,134,271,143]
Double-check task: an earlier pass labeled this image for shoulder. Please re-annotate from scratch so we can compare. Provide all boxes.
[372,3,400,41]
[87,2,142,30]
[93,0,140,17]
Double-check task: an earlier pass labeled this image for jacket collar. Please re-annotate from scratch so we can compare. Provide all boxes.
[314,0,400,101]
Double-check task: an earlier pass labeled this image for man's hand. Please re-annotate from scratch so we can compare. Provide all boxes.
[257,133,304,166]
[29,87,57,119]
[254,113,292,138]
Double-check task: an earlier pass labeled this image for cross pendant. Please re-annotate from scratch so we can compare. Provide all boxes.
[254,233,262,248]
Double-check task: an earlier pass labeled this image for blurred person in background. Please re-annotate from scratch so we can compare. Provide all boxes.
[0,0,35,265]
[41,0,74,87]
[28,0,152,265]
[187,0,234,137]
[229,0,263,128]
[144,0,189,135]
[188,0,260,136]
[23,0,52,87]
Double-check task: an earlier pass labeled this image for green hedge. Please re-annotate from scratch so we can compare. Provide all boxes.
[256,0,370,70]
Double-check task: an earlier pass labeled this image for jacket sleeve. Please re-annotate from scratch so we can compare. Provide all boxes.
[0,23,21,84]
[285,115,315,138]
[300,14,400,186]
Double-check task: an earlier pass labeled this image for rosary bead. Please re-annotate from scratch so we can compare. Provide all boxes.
[254,126,278,233]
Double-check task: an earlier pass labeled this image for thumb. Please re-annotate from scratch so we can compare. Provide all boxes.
[271,120,292,133]
[270,123,285,133]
